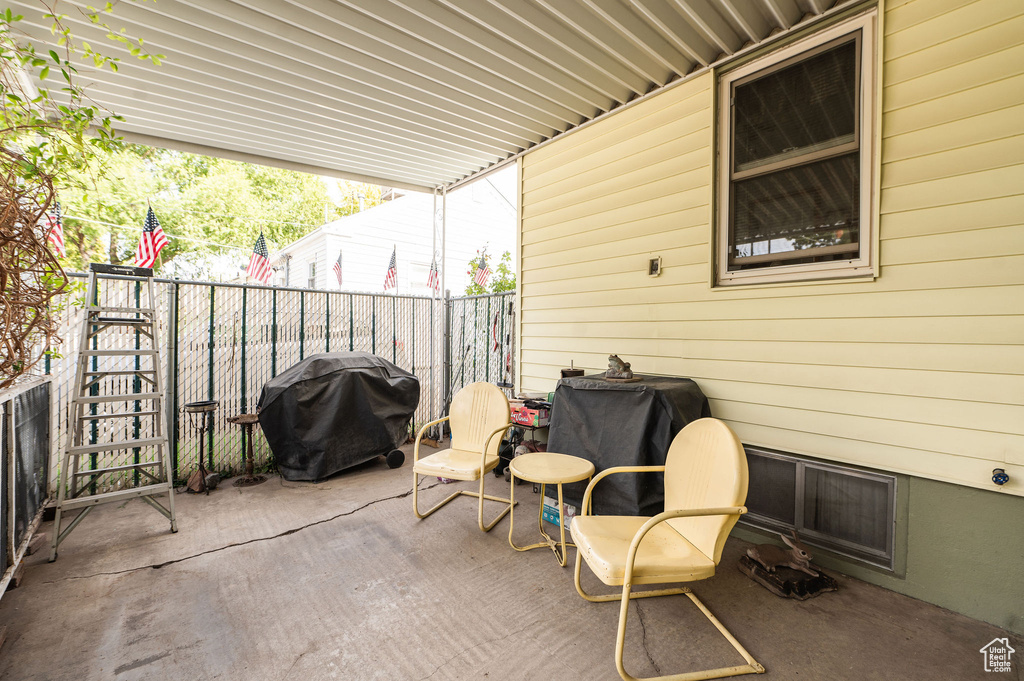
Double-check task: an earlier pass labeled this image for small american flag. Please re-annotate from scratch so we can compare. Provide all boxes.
[246,233,273,284]
[427,257,440,294]
[333,250,343,287]
[383,246,397,291]
[134,206,168,268]
[43,200,65,258]
[473,253,491,287]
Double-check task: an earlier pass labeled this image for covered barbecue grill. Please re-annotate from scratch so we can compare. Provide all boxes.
[257,352,420,481]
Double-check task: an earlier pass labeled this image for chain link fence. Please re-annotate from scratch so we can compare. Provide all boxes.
[46,274,513,491]
[447,291,516,400]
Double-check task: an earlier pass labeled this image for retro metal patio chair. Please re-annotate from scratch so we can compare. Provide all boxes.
[412,381,515,532]
[570,418,764,681]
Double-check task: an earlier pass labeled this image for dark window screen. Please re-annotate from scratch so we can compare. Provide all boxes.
[733,40,857,172]
[731,153,859,266]
[804,467,890,553]
[746,453,797,525]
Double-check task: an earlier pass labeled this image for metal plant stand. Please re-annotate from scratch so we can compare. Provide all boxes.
[184,400,219,493]
[226,413,267,487]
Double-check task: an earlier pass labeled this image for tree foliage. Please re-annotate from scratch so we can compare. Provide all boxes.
[1,1,159,389]
[58,143,381,275]
[464,249,515,296]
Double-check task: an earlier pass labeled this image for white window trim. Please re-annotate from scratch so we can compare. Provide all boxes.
[716,11,877,287]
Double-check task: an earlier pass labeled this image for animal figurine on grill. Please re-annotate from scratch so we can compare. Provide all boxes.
[747,530,819,577]
[605,354,634,380]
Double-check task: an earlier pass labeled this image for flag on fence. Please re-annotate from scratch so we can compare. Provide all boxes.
[134,206,168,268]
[427,257,440,294]
[492,312,499,351]
[246,233,273,283]
[43,200,65,258]
[333,250,343,287]
[473,253,491,288]
[383,246,397,291]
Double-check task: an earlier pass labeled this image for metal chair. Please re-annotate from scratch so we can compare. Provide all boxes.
[412,382,514,532]
[570,418,764,681]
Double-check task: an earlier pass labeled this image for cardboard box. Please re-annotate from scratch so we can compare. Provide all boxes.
[509,400,550,428]
[542,495,578,528]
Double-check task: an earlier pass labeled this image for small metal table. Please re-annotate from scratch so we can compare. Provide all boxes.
[508,452,595,567]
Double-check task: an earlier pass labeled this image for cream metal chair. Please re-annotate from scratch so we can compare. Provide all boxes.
[569,418,764,681]
[412,382,515,532]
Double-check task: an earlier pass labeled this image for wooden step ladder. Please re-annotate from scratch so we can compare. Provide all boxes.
[50,264,177,561]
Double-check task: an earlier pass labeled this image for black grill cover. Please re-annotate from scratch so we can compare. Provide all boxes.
[547,374,711,516]
[257,352,420,481]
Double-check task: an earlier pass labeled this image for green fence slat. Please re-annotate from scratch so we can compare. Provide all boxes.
[133,280,141,487]
[208,285,215,470]
[485,296,490,384]
[172,283,180,480]
[271,289,278,378]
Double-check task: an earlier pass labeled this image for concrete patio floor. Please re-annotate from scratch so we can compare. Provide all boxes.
[1,444,1019,681]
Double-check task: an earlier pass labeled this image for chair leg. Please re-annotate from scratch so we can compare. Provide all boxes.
[476,472,514,532]
[574,553,764,681]
[412,471,463,519]
[412,471,514,532]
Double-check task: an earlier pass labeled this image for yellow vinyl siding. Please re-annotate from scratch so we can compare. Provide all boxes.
[518,0,1024,495]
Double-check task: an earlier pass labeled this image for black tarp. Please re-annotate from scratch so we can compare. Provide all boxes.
[257,352,419,481]
[14,383,49,545]
[546,374,711,516]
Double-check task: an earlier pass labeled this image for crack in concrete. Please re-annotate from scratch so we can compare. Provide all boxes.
[281,642,318,680]
[41,481,442,584]
[414,619,540,681]
[634,600,662,676]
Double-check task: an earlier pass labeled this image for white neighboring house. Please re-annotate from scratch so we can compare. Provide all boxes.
[271,180,515,295]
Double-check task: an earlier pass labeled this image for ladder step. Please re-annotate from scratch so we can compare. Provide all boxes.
[83,370,157,376]
[78,409,160,420]
[74,393,162,404]
[81,349,159,357]
[90,317,153,326]
[70,437,165,454]
[59,483,171,510]
[87,306,155,314]
[73,461,162,476]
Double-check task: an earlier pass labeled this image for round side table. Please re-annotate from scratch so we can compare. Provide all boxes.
[508,452,595,567]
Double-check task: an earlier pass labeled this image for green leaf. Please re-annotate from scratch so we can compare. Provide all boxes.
[49,49,60,62]
[39,65,50,80]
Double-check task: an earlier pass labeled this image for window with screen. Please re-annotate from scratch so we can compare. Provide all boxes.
[742,446,896,569]
[717,13,875,285]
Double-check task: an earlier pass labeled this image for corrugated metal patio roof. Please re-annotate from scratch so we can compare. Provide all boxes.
[13,0,848,190]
